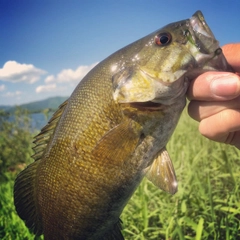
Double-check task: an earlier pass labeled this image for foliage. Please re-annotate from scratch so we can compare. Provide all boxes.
[0,176,42,240]
[0,108,41,239]
[0,108,35,182]
[0,108,240,239]
[121,109,240,239]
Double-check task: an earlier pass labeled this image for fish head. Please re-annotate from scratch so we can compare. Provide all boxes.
[112,11,231,105]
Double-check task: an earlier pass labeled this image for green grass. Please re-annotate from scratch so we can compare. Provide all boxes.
[121,109,240,239]
[0,173,43,240]
[1,109,240,239]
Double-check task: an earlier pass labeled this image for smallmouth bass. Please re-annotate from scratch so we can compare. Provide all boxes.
[14,11,232,239]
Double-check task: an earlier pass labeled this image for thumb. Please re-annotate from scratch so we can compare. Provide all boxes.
[187,72,240,101]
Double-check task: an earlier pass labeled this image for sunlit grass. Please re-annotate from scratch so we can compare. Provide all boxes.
[0,174,43,240]
[1,109,240,239]
[121,109,240,239]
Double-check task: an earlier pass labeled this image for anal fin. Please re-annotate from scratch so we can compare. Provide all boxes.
[145,147,178,195]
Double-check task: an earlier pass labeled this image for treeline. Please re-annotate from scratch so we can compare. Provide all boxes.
[0,96,68,114]
[0,108,36,182]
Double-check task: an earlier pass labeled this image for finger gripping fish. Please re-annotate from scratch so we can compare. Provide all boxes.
[14,11,232,240]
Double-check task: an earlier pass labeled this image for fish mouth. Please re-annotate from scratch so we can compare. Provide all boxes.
[189,11,220,54]
[190,11,215,39]
[188,11,231,71]
[129,101,163,111]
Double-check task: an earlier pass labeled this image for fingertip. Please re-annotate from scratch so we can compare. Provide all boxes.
[210,73,240,99]
[198,109,240,144]
[222,43,240,72]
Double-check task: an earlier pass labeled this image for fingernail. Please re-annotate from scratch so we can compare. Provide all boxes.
[211,74,240,98]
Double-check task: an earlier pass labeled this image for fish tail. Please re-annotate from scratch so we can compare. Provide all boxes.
[14,160,43,236]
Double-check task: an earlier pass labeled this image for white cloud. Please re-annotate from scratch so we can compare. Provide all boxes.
[4,91,22,97]
[44,62,98,84]
[45,75,55,83]
[0,61,47,84]
[36,62,98,94]
[36,84,57,93]
[0,84,5,92]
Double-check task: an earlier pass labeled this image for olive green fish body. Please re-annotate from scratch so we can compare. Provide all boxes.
[35,62,185,239]
[32,66,131,239]
[14,11,233,239]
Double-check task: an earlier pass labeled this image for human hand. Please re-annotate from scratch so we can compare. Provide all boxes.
[187,43,240,149]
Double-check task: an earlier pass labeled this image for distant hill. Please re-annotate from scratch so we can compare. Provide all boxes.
[0,105,12,111]
[0,96,69,113]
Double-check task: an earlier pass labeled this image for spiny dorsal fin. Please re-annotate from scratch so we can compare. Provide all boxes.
[32,99,68,161]
[14,160,43,235]
[145,147,178,195]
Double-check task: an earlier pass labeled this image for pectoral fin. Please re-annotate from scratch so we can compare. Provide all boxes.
[92,119,142,167]
[145,147,178,195]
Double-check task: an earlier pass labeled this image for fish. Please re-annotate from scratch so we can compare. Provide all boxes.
[14,11,232,240]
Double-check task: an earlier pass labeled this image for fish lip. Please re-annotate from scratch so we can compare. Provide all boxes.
[189,11,220,54]
[129,101,164,111]
[190,11,215,39]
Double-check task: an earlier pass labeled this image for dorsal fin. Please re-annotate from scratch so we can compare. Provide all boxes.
[32,99,68,161]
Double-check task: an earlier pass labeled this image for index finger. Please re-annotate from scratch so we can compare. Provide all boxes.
[222,43,240,73]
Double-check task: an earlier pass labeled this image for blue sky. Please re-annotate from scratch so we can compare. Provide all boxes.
[0,0,239,105]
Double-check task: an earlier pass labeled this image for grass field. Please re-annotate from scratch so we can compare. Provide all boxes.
[1,109,240,239]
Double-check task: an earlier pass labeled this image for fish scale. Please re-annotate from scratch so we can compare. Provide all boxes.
[14,11,233,239]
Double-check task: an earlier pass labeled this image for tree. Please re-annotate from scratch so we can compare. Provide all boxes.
[0,108,35,181]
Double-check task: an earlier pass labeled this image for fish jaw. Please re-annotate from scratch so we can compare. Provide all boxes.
[188,11,233,72]
[190,10,219,54]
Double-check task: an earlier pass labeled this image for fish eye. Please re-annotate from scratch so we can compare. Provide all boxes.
[155,32,172,46]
